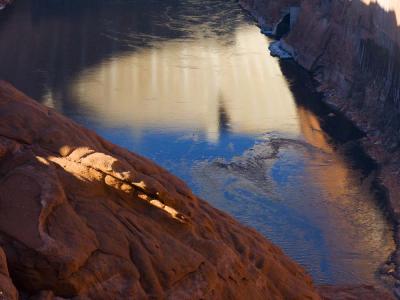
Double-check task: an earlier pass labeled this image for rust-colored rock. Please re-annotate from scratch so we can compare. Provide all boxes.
[0,80,321,299]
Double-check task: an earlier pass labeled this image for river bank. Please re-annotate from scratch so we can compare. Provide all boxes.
[239,0,400,295]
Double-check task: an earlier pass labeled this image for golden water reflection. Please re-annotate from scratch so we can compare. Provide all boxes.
[292,106,393,283]
[71,25,300,141]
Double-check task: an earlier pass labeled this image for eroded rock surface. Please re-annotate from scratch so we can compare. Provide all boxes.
[0,80,322,299]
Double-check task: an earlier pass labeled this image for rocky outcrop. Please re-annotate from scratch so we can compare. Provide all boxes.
[240,0,400,287]
[0,80,323,299]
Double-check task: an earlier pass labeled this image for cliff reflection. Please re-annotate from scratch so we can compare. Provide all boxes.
[193,104,394,284]
[296,106,351,196]
[71,25,300,140]
[296,107,333,153]
[0,0,244,106]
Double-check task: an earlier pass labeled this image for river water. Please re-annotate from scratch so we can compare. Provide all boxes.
[0,0,395,286]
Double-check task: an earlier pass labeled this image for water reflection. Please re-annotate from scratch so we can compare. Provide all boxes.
[0,0,244,103]
[71,26,300,141]
[194,104,393,284]
[0,0,395,287]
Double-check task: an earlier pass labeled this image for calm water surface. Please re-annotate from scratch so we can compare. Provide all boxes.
[0,0,395,285]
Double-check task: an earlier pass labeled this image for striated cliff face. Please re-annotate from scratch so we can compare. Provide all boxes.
[239,0,400,157]
[240,0,400,279]
[0,81,322,299]
[286,0,400,157]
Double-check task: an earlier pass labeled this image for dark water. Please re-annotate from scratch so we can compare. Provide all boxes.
[0,0,395,286]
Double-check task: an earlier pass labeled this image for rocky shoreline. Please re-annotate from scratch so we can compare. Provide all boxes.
[239,0,400,296]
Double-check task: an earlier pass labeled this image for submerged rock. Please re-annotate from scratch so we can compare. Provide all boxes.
[0,80,321,299]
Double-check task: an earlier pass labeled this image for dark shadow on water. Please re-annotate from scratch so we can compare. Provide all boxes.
[218,95,231,135]
[279,60,377,175]
[279,55,397,252]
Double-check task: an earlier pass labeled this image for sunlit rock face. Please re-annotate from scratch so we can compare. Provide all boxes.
[362,0,400,25]
[72,25,300,142]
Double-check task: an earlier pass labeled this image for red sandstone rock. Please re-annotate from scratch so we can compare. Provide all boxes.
[0,80,321,299]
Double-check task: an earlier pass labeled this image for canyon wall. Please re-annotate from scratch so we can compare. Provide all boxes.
[240,0,400,156]
[286,0,400,159]
[240,0,400,240]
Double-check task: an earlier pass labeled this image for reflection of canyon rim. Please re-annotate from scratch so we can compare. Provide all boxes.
[70,26,300,141]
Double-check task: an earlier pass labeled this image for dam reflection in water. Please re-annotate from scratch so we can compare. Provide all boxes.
[0,0,394,286]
